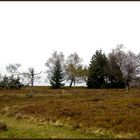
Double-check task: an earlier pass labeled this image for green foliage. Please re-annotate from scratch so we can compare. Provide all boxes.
[46,51,65,89]
[111,45,140,89]
[87,49,126,89]
[107,53,125,88]
[0,75,24,89]
[65,53,84,87]
[50,58,65,89]
[87,50,108,88]
[75,66,89,84]
[0,75,9,89]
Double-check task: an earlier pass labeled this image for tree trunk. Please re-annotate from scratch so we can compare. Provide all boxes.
[127,82,130,90]
[30,74,34,94]
[69,80,73,87]
[125,81,130,92]
[31,74,34,87]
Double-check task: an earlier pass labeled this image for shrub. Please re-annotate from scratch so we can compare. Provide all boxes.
[0,122,7,131]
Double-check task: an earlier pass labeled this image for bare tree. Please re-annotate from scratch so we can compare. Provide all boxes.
[23,67,42,89]
[6,63,42,94]
[112,44,140,90]
[137,52,140,74]
[6,63,22,76]
[6,63,25,84]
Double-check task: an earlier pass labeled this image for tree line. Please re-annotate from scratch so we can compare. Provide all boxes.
[0,44,140,91]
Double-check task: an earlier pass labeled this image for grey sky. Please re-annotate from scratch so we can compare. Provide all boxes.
[0,2,140,85]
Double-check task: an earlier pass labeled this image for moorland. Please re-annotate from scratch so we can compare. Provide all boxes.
[0,86,140,138]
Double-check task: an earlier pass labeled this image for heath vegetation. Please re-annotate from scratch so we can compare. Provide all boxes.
[0,44,140,138]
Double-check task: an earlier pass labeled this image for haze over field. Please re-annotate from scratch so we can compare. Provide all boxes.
[0,2,140,85]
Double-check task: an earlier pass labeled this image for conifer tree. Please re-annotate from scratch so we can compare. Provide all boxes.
[50,58,65,88]
[45,51,65,89]
[107,52,125,88]
[87,50,108,88]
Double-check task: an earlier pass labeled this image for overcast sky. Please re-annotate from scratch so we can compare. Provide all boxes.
[0,2,140,85]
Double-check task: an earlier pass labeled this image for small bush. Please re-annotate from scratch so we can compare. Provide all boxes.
[0,75,24,89]
[0,122,7,131]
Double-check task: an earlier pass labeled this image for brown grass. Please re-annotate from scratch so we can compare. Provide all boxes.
[0,86,140,137]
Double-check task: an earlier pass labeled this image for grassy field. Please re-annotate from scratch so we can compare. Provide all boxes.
[0,86,140,138]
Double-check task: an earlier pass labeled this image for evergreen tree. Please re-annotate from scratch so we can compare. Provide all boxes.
[0,75,9,89]
[50,58,65,88]
[107,53,125,88]
[45,51,65,89]
[110,45,140,90]
[9,75,24,89]
[87,50,108,88]
[0,75,24,89]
